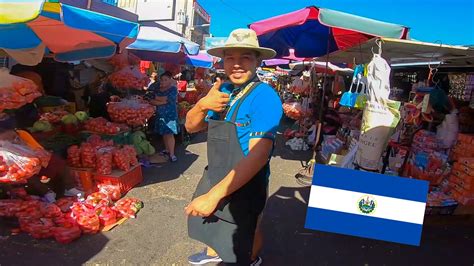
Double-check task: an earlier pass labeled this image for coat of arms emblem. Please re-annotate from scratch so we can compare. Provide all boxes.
[358,195,376,214]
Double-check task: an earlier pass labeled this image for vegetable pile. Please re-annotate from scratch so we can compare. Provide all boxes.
[108,66,149,90]
[107,99,155,127]
[0,68,42,112]
[84,117,129,135]
[131,131,155,156]
[67,135,139,174]
[0,186,143,244]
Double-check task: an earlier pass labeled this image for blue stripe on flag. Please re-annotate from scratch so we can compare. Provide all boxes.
[305,207,423,246]
[313,164,429,202]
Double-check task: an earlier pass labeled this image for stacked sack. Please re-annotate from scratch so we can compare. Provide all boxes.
[448,133,474,205]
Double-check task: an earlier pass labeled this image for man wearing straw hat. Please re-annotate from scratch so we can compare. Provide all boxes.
[185,28,282,265]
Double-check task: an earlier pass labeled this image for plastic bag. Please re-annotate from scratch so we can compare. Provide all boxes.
[96,148,114,175]
[0,67,42,112]
[67,145,82,168]
[96,205,117,226]
[85,192,111,207]
[282,102,304,120]
[97,184,122,201]
[53,225,81,244]
[84,117,129,135]
[108,66,149,90]
[76,210,100,234]
[112,148,131,171]
[0,141,45,183]
[107,99,155,127]
[109,52,141,70]
[87,134,113,150]
[80,143,96,169]
[113,197,143,219]
[123,145,139,166]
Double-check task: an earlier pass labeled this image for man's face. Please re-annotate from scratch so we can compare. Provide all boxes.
[223,48,259,86]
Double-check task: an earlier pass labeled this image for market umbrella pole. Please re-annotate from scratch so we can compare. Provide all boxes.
[314,29,332,155]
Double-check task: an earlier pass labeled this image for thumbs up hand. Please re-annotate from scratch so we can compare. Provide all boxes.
[196,78,230,113]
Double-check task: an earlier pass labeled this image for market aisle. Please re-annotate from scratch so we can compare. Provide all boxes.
[2,132,474,265]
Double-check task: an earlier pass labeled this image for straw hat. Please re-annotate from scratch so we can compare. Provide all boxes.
[207,28,276,60]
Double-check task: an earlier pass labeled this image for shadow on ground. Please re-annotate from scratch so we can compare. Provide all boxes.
[260,185,474,265]
[138,132,206,187]
[0,217,109,265]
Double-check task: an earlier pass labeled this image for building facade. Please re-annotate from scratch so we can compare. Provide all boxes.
[117,0,210,47]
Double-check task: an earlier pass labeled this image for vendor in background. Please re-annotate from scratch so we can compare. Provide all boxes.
[146,71,159,91]
[148,71,179,162]
[0,128,83,202]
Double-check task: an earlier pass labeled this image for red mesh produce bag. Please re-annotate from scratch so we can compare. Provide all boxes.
[0,68,42,112]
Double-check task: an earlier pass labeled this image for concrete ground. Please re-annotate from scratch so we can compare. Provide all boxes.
[1,130,474,266]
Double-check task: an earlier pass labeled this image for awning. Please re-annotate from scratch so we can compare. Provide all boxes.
[0,0,139,65]
[249,6,409,58]
[321,37,474,66]
[127,23,200,55]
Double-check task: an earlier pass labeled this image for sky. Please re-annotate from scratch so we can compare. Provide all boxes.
[199,0,474,46]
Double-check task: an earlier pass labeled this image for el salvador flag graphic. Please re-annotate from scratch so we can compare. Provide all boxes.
[305,165,429,246]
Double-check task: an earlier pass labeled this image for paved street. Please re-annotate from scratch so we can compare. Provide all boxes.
[1,130,474,266]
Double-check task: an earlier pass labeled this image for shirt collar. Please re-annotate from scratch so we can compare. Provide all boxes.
[231,74,258,96]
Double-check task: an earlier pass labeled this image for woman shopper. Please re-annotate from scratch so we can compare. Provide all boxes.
[149,71,179,162]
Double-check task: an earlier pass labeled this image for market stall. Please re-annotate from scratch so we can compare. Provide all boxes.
[0,1,148,244]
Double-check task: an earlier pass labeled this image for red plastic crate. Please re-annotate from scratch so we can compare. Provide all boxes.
[94,165,143,195]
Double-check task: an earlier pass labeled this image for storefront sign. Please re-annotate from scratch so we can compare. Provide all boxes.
[193,0,210,23]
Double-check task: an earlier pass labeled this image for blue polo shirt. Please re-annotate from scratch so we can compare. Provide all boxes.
[206,81,283,156]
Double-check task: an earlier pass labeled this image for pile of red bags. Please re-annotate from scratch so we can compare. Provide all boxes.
[0,185,143,243]
[0,197,82,243]
[84,117,129,135]
[107,100,155,127]
[0,68,42,112]
[67,137,139,175]
[0,141,50,183]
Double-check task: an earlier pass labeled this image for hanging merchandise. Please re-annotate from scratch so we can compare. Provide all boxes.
[0,68,42,112]
[355,44,401,171]
[108,66,149,90]
[340,65,365,108]
[354,80,368,110]
[448,73,469,101]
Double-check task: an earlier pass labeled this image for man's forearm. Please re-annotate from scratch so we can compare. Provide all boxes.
[185,102,208,133]
[208,144,270,201]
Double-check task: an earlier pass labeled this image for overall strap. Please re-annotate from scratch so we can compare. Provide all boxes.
[229,82,261,123]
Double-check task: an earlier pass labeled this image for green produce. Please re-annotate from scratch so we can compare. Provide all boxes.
[74,111,89,122]
[31,120,53,132]
[145,143,155,155]
[131,131,155,155]
[61,114,78,125]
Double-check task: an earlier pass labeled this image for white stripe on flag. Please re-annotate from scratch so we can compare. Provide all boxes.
[308,185,426,225]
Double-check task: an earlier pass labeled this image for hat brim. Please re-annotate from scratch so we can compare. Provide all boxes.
[207,45,276,60]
